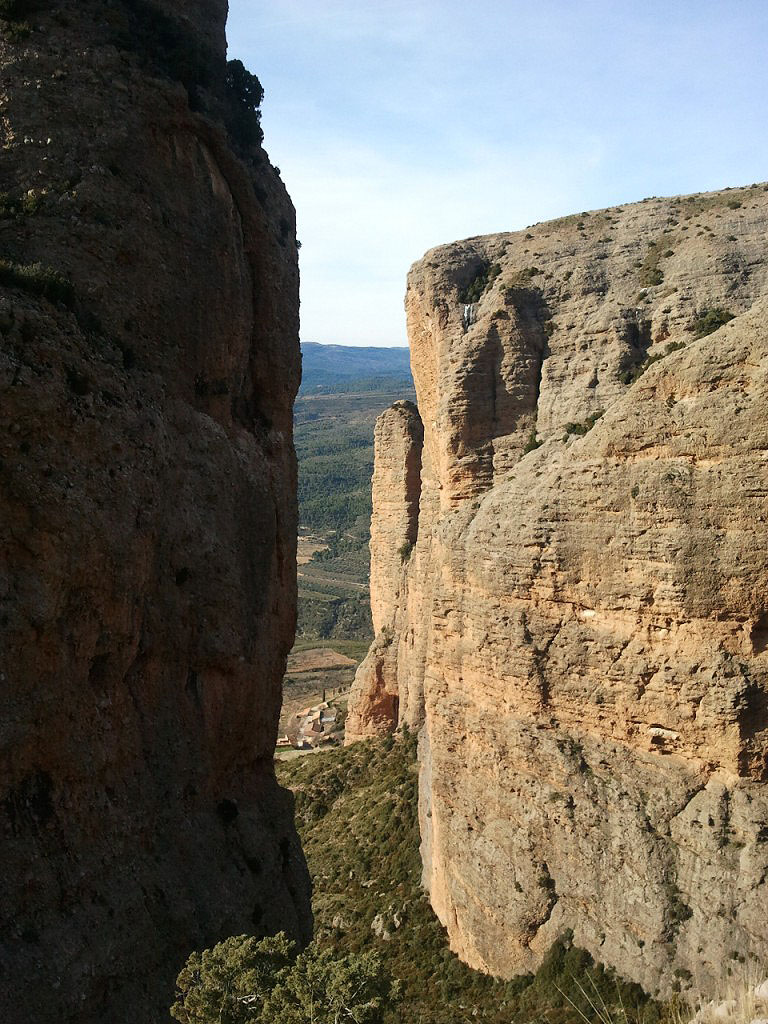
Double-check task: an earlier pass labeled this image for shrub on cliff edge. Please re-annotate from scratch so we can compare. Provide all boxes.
[690,308,735,338]
[225,59,265,148]
[0,259,74,306]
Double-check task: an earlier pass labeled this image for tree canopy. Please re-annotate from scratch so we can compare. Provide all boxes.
[171,933,396,1024]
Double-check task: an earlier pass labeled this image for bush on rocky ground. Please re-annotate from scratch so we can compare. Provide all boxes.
[277,735,659,1024]
[690,308,734,338]
[171,933,395,1024]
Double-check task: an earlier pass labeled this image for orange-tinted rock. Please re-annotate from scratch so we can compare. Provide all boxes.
[368,401,423,631]
[346,402,423,741]
[0,3,310,1021]
[349,185,768,996]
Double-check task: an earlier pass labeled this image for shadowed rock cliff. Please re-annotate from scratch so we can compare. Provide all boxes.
[348,185,768,998]
[0,2,310,1021]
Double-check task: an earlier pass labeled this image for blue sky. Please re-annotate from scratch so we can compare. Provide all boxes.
[226,0,768,346]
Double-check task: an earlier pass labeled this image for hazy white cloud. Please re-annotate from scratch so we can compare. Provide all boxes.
[227,0,768,345]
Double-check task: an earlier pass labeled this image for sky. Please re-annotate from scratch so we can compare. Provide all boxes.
[226,1,768,347]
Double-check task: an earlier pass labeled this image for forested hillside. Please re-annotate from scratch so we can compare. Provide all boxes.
[300,342,412,394]
[294,345,415,646]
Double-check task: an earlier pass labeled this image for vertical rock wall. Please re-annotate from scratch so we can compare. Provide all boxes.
[0,2,310,1021]
[346,401,422,740]
[349,186,768,997]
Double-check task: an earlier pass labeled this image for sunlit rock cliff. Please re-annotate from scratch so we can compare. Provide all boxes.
[0,2,310,1021]
[347,184,768,997]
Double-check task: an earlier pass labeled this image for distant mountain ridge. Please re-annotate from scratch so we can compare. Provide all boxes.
[300,341,412,393]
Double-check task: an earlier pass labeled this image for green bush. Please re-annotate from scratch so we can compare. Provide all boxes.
[398,540,414,562]
[0,17,29,40]
[458,262,501,304]
[523,430,542,454]
[0,0,31,40]
[0,193,17,218]
[262,947,396,1024]
[637,243,664,287]
[226,59,264,110]
[690,308,734,338]
[171,934,295,1023]
[564,411,603,436]
[225,59,264,148]
[620,340,686,385]
[171,934,395,1024]
[0,258,74,306]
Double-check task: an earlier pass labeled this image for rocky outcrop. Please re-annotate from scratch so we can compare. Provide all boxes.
[348,185,768,997]
[368,401,423,630]
[346,401,422,741]
[0,3,310,1022]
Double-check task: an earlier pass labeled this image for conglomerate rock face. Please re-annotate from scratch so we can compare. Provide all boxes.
[346,401,422,741]
[348,185,768,997]
[0,2,310,1021]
